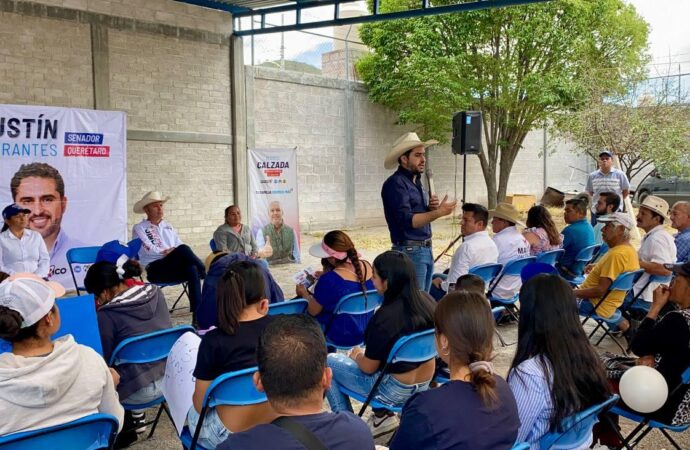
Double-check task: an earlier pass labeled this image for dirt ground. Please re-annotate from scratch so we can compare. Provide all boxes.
[133,210,688,450]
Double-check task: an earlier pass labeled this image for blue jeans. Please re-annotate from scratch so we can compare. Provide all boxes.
[122,378,163,413]
[325,353,431,412]
[186,406,232,449]
[393,245,434,292]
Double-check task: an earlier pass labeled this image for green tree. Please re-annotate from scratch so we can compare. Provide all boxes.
[357,0,649,207]
[553,77,690,185]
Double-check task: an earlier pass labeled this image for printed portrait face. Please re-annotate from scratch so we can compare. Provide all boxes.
[14,176,66,240]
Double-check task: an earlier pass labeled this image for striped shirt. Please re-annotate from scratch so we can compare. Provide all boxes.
[585,169,629,213]
[508,357,594,450]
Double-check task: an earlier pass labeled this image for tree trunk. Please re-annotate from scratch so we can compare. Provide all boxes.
[478,147,498,209]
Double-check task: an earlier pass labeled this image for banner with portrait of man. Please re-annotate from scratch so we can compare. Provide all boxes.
[248,148,301,264]
[0,104,127,289]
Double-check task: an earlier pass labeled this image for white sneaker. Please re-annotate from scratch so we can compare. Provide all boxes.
[366,412,399,438]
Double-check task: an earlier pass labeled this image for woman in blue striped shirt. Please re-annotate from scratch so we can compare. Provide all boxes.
[508,274,609,449]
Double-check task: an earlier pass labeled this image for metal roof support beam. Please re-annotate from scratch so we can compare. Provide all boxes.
[232,0,550,36]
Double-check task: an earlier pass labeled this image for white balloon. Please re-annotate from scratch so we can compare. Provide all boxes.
[619,365,669,413]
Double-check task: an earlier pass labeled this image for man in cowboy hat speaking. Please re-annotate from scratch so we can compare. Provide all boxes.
[132,191,206,319]
[381,132,456,291]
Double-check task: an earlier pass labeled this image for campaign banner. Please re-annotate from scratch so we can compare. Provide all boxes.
[0,104,127,289]
[248,148,301,264]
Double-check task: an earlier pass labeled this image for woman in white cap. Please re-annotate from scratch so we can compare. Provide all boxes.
[296,230,374,348]
[0,203,50,278]
[0,274,124,435]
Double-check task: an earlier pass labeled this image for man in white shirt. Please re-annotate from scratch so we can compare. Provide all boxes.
[0,203,49,277]
[488,203,530,300]
[629,195,676,311]
[132,191,205,317]
[430,203,498,300]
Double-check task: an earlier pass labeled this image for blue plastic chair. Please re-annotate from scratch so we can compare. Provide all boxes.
[580,269,644,354]
[129,238,190,313]
[536,249,565,266]
[539,395,619,449]
[338,329,437,416]
[324,290,383,350]
[510,443,530,450]
[0,413,119,450]
[488,257,536,320]
[180,366,267,450]
[209,239,217,252]
[563,244,600,286]
[468,263,503,288]
[625,274,673,313]
[66,246,101,294]
[610,366,690,449]
[109,325,196,438]
[268,298,309,316]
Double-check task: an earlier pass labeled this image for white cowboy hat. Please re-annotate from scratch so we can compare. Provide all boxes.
[133,191,170,214]
[639,195,669,218]
[384,132,439,170]
[488,203,526,227]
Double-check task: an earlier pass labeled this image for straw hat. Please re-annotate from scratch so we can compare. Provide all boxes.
[133,191,170,214]
[639,195,669,218]
[384,132,438,170]
[489,203,525,227]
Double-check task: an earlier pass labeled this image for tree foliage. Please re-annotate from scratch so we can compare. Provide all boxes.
[553,77,690,184]
[357,0,649,207]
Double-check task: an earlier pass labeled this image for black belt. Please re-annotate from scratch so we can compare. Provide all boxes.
[396,239,432,248]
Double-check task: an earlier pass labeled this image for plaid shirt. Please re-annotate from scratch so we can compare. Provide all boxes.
[676,228,690,263]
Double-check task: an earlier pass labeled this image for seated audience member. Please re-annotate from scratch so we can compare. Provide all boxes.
[455,273,486,295]
[574,213,640,332]
[261,200,297,264]
[557,197,595,278]
[131,191,206,318]
[509,274,609,448]
[188,261,276,448]
[213,205,262,258]
[326,251,436,436]
[0,274,124,435]
[489,203,530,300]
[196,252,284,330]
[0,203,49,278]
[624,263,690,421]
[629,196,675,311]
[522,204,563,256]
[390,291,519,449]
[671,201,690,263]
[430,203,498,300]
[592,192,621,245]
[296,230,375,348]
[84,258,172,444]
[218,314,375,450]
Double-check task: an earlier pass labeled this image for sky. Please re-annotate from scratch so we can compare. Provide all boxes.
[626,0,690,77]
[245,0,690,77]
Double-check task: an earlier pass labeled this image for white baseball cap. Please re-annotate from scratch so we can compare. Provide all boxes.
[597,212,636,230]
[0,274,65,328]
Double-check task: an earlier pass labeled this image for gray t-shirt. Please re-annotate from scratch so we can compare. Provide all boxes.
[586,168,630,213]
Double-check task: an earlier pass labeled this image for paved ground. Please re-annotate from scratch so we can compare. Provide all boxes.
[131,216,688,449]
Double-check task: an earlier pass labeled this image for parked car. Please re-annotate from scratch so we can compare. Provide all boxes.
[634,173,690,206]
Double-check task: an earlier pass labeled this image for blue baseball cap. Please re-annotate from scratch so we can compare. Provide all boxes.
[2,204,30,221]
[96,240,141,263]
[599,149,613,158]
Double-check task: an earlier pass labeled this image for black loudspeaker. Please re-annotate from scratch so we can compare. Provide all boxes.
[452,111,482,155]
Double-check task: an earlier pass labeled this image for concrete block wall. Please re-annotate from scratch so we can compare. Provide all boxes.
[0,0,233,254]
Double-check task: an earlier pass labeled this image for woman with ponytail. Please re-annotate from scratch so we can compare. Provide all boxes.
[390,291,519,449]
[84,256,172,446]
[187,261,276,448]
[296,230,374,348]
